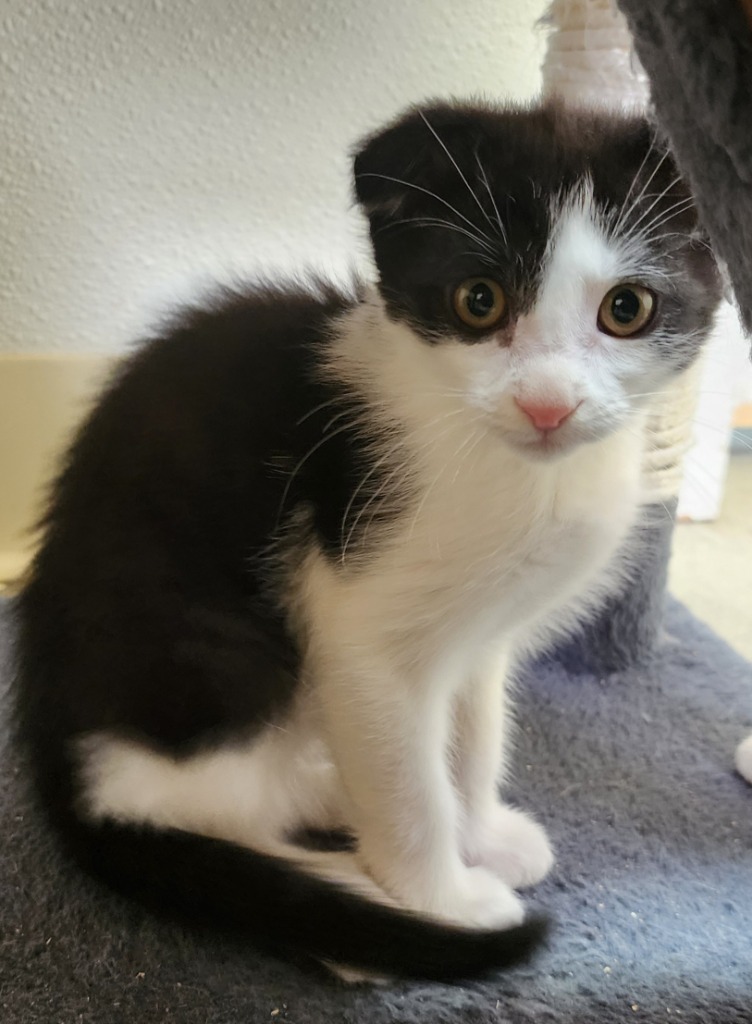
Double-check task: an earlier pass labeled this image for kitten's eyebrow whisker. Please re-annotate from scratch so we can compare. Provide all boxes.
[613,147,671,239]
[474,152,509,247]
[458,250,498,267]
[645,230,708,250]
[636,197,697,241]
[624,177,690,239]
[620,184,690,247]
[374,216,496,255]
[417,110,498,243]
[357,173,494,242]
[613,131,657,235]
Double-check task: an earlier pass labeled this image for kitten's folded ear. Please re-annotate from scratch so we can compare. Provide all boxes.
[353,104,480,218]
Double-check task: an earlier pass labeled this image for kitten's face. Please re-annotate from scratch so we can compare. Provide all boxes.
[354,102,722,460]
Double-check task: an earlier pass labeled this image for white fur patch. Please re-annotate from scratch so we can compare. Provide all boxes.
[78,720,339,843]
[735,734,752,785]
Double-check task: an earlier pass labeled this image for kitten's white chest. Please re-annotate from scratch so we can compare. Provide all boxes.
[405,425,642,640]
[303,421,643,674]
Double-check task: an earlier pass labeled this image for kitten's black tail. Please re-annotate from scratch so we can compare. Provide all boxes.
[66,818,547,981]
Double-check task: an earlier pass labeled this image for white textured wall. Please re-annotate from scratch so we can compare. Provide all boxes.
[1,0,547,354]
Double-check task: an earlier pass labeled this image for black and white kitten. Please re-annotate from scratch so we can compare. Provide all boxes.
[14,100,721,981]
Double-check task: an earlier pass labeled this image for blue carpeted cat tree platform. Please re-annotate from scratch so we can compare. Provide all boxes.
[1,595,750,1023]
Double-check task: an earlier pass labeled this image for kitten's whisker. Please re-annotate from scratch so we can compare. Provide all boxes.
[340,444,409,563]
[339,407,468,560]
[449,419,489,488]
[656,500,675,522]
[689,417,752,452]
[295,393,361,426]
[341,408,474,562]
[474,152,508,247]
[442,419,486,490]
[635,197,697,242]
[277,419,365,528]
[407,417,488,542]
[346,429,450,559]
[614,424,686,518]
[681,456,736,494]
[622,182,691,242]
[418,111,497,243]
[613,147,669,237]
[664,454,736,512]
[356,172,493,243]
[374,216,496,255]
[612,131,657,235]
[646,231,705,249]
[631,418,737,513]
[349,458,410,556]
[321,408,360,434]
[458,250,499,267]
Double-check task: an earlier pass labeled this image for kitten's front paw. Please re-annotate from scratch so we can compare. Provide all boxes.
[392,862,523,930]
[452,865,525,930]
[464,803,554,889]
[322,869,521,981]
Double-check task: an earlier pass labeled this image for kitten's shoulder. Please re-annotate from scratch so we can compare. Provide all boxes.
[76,276,363,465]
[43,276,364,543]
[124,276,362,384]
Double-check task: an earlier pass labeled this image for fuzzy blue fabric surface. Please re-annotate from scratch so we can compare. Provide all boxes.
[1,597,751,1023]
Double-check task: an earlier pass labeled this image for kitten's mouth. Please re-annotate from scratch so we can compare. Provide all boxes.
[501,427,582,461]
[521,433,573,459]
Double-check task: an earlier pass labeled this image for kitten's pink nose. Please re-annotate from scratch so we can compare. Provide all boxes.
[515,398,577,431]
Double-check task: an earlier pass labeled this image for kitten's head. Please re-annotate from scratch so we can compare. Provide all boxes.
[353,101,722,459]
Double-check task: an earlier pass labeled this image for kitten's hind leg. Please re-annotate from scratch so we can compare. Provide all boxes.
[452,648,554,890]
[76,725,402,913]
[77,719,350,855]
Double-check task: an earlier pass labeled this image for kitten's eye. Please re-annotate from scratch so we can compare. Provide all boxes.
[598,285,655,337]
[453,278,506,329]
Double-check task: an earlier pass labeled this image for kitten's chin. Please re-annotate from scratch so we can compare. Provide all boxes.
[498,429,598,462]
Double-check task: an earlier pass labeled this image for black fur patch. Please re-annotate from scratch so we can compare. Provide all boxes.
[15,282,383,772]
[354,99,720,359]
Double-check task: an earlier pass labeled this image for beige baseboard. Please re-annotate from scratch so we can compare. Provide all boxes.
[0,354,115,584]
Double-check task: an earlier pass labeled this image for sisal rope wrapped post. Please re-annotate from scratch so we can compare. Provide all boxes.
[541,0,649,108]
[539,0,704,669]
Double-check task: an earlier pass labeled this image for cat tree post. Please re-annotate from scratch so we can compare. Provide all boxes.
[540,0,702,670]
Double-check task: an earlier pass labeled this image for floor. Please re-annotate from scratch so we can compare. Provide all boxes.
[669,451,752,661]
